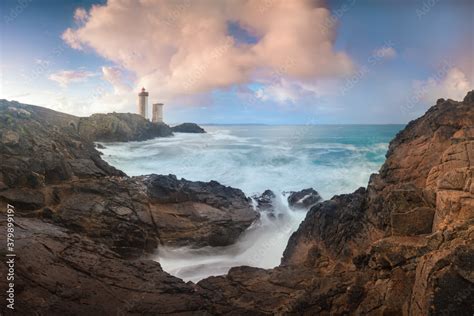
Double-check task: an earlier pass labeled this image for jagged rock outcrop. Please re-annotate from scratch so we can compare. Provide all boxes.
[282,187,369,265]
[171,123,206,133]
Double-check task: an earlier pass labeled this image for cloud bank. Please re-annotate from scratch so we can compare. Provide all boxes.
[62,0,354,101]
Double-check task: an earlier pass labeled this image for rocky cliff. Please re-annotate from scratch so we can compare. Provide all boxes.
[0,93,473,315]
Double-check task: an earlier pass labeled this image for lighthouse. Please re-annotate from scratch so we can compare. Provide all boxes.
[138,87,149,119]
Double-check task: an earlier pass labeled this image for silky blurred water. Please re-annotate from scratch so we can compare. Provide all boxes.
[99,124,403,282]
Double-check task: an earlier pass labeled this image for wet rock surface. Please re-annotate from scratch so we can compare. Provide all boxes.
[252,189,276,212]
[1,92,473,315]
[287,188,322,209]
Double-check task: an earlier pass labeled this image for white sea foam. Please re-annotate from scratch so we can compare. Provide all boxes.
[99,125,400,282]
[156,193,305,283]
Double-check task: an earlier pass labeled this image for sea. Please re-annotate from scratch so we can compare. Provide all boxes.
[100,124,403,282]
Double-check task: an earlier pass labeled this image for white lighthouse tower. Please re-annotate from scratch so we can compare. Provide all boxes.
[138,87,149,119]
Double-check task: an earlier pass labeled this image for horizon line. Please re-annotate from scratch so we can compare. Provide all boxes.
[173,123,407,126]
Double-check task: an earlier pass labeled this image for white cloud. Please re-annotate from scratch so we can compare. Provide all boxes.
[256,80,299,104]
[48,70,97,87]
[413,67,472,102]
[62,0,354,102]
[255,78,340,105]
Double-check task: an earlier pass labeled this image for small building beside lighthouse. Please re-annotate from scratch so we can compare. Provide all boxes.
[152,103,164,123]
[138,87,149,119]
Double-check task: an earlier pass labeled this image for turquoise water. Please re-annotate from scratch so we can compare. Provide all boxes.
[100,124,403,282]
[101,124,402,199]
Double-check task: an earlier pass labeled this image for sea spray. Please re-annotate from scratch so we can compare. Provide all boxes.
[156,192,305,282]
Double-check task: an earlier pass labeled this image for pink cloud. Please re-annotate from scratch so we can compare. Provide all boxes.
[74,7,89,24]
[62,28,83,50]
[101,66,131,93]
[48,70,96,87]
[62,0,354,101]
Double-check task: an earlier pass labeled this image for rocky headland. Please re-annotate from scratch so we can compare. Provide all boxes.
[0,100,207,144]
[78,112,173,142]
[0,92,473,315]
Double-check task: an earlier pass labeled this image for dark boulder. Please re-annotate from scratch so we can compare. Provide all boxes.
[287,188,322,209]
[171,123,206,133]
[142,174,259,247]
[252,189,276,211]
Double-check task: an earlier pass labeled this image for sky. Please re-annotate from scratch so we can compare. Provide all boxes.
[1,0,473,124]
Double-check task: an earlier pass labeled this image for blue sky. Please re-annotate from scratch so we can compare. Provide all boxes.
[1,0,472,124]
